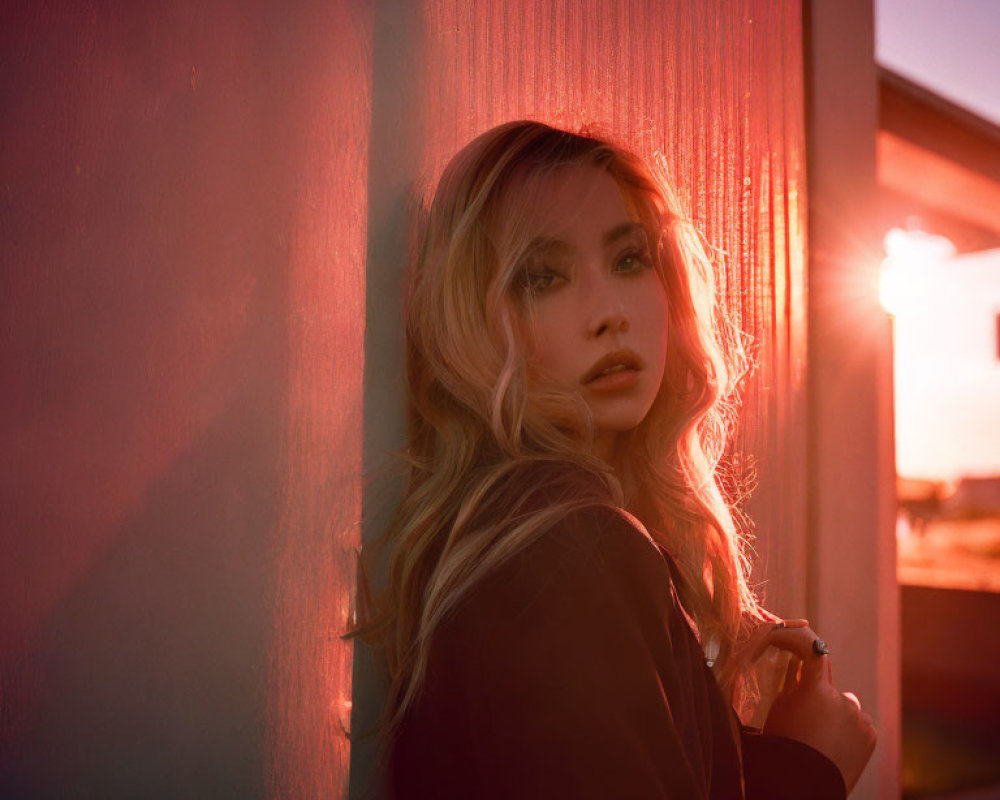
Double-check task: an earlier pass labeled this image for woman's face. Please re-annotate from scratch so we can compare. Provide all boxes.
[512,165,670,462]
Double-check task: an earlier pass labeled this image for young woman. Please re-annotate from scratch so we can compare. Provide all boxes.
[355,121,877,798]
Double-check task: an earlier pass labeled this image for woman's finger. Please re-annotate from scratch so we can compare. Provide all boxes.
[799,647,827,686]
[774,625,828,687]
[769,626,830,669]
[747,618,813,664]
[757,621,834,689]
[744,617,809,663]
[746,621,785,663]
[782,655,801,692]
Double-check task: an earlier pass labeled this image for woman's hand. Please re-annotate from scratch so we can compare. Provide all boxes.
[759,621,878,794]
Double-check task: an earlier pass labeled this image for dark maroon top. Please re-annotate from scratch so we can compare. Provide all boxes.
[392,505,846,799]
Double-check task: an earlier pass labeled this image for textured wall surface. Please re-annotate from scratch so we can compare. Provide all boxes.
[1,1,369,797]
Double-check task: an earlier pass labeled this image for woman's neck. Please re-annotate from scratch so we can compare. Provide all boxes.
[594,430,636,503]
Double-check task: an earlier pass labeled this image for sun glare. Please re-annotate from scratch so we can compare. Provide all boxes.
[879,228,957,317]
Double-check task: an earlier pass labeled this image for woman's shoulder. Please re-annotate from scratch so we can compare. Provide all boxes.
[526,502,660,562]
[505,502,666,581]
[439,502,679,645]
[462,460,672,595]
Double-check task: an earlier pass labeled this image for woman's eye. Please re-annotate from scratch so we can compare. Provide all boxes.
[522,270,561,293]
[615,249,652,273]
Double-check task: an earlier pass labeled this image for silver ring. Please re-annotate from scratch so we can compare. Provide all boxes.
[812,638,830,656]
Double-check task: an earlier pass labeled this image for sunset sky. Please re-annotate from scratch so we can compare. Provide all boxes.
[877,0,1000,125]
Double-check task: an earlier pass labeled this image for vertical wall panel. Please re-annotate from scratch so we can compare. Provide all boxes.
[266,3,372,799]
[805,2,898,798]
[414,0,807,612]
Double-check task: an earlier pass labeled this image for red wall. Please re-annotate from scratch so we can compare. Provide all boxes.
[1,1,368,796]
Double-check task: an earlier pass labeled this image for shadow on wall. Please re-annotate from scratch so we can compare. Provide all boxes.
[3,380,282,798]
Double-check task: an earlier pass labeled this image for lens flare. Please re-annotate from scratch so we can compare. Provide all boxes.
[879,228,956,317]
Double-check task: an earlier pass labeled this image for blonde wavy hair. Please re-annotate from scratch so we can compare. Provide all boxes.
[353,120,768,748]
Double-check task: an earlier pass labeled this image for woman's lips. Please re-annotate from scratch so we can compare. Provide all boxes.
[585,366,640,392]
[582,350,643,391]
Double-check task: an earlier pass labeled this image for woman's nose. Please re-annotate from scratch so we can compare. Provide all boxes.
[588,288,630,339]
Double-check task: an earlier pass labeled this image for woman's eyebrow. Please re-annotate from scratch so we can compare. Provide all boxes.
[524,222,646,257]
[523,236,573,259]
[603,221,647,247]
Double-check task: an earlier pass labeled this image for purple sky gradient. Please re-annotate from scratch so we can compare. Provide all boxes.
[876,0,1000,126]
